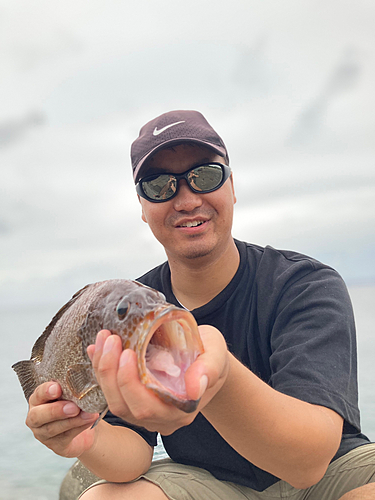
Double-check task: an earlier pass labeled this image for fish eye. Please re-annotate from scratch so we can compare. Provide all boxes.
[116,300,129,320]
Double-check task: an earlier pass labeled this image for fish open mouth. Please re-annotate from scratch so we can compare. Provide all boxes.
[137,306,204,412]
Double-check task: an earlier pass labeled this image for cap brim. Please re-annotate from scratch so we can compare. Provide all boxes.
[133,138,227,183]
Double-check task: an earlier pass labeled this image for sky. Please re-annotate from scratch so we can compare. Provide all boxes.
[1,0,374,308]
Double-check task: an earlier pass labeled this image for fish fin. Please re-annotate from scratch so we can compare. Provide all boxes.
[91,406,109,429]
[66,363,95,398]
[31,284,91,363]
[12,360,39,402]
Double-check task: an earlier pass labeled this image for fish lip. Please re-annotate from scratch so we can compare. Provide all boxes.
[155,304,194,321]
[137,304,197,360]
[135,305,204,411]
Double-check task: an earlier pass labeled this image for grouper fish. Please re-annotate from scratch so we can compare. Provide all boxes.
[12,279,204,416]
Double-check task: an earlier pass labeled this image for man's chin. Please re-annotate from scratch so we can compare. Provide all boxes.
[178,242,215,260]
[183,249,212,260]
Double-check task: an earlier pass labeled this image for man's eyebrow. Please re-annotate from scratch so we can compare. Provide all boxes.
[193,157,215,165]
[142,167,166,176]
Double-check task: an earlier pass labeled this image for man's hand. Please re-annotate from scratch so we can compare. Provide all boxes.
[88,325,229,435]
[26,382,98,458]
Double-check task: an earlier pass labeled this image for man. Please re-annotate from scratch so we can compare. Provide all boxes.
[27,110,375,500]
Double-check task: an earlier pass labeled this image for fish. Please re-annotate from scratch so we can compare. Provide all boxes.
[12,279,204,416]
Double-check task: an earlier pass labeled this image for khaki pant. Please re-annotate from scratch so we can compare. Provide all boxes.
[59,443,375,500]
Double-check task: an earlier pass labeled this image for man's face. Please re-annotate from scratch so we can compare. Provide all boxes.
[138,143,236,263]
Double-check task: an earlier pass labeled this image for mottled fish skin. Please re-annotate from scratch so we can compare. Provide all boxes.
[12,280,204,414]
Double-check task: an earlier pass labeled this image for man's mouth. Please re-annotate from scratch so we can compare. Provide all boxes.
[177,220,206,228]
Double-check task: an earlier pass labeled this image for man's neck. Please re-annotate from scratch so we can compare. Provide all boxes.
[168,238,240,310]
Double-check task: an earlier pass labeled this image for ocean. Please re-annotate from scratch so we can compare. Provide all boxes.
[1,285,374,499]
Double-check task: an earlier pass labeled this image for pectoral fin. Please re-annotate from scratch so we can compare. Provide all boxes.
[66,364,96,399]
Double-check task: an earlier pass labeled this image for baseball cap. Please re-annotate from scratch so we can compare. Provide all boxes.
[131,110,229,183]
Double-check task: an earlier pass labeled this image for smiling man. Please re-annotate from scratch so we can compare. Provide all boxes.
[28,111,375,500]
[136,142,239,310]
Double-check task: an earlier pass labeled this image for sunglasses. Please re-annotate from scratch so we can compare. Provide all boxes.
[136,162,231,203]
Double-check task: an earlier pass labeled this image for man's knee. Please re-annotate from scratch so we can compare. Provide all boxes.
[339,482,375,500]
[80,479,169,500]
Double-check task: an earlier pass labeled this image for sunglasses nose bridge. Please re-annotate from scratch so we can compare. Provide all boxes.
[176,177,194,195]
[172,180,204,210]
[172,171,195,194]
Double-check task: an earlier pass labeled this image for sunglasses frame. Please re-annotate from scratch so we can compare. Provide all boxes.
[136,162,231,203]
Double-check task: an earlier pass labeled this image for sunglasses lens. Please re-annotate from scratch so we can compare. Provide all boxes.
[188,165,223,192]
[142,174,177,201]
[139,164,228,202]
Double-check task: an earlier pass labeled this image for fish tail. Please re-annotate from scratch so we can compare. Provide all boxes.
[12,360,39,402]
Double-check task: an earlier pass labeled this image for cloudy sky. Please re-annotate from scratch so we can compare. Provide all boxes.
[1,0,374,308]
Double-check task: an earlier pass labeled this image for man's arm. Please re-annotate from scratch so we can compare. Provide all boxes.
[26,381,153,482]
[91,327,343,489]
[202,352,344,490]
[79,420,153,482]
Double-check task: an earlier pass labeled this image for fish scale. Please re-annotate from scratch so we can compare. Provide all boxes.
[12,279,204,415]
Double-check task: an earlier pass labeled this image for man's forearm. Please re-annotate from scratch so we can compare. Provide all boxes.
[202,353,343,489]
[79,420,153,483]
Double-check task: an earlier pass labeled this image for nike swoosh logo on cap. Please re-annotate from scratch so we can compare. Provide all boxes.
[153,121,185,136]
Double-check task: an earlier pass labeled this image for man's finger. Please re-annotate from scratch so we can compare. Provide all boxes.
[92,330,112,372]
[26,400,81,429]
[28,381,62,408]
[94,334,131,417]
[116,349,173,421]
[37,412,98,441]
[87,344,95,362]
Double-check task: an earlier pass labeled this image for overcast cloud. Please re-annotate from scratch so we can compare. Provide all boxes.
[1,0,374,307]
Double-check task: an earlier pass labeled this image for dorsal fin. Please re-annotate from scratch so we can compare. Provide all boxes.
[31,284,91,362]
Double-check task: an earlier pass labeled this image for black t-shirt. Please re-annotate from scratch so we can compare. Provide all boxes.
[105,240,370,491]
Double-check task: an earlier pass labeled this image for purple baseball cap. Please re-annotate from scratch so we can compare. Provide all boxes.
[131,110,229,183]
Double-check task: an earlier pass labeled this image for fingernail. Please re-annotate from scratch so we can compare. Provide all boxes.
[198,375,208,399]
[87,345,95,361]
[119,349,131,368]
[102,336,114,355]
[81,411,97,420]
[48,383,59,399]
[95,332,105,353]
[63,402,78,416]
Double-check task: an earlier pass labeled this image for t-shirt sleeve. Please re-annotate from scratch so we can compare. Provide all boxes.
[267,265,360,434]
[104,411,158,447]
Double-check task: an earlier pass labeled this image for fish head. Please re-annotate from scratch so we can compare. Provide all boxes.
[136,304,204,410]
[102,280,204,412]
[101,280,169,341]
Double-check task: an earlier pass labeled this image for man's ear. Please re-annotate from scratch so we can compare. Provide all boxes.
[230,173,237,204]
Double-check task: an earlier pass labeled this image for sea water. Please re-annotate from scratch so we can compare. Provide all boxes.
[1,285,374,499]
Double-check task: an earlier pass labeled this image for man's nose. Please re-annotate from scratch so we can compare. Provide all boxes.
[172,180,203,211]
